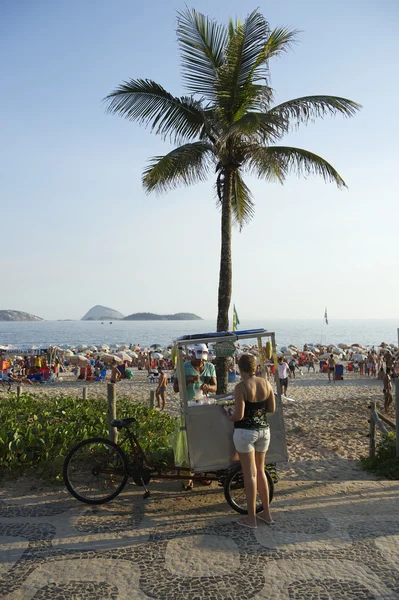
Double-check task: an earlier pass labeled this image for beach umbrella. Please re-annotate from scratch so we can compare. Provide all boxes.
[119,345,129,350]
[152,352,163,359]
[64,349,74,357]
[352,353,365,361]
[116,351,131,362]
[68,354,89,366]
[89,345,98,352]
[127,351,138,358]
[99,353,114,363]
[100,353,123,364]
[100,344,110,351]
[338,343,349,349]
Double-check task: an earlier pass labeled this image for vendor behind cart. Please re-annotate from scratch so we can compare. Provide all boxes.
[172,343,217,489]
[173,343,217,399]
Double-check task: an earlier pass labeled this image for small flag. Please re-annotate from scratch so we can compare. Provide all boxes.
[232,305,240,332]
[324,307,328,325]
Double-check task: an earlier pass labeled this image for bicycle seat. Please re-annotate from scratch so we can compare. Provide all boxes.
[111,418,137,429]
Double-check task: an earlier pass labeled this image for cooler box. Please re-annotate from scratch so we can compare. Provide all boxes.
[335,364,344,377]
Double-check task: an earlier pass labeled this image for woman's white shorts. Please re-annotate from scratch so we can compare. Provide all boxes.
[233,428,271,453]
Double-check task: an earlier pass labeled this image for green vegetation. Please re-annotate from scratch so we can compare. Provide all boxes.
[105,8,360,392]
[0,393,177,482]
[361,432,399,479]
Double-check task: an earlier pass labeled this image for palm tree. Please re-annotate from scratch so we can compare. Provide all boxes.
[105,8,360,392]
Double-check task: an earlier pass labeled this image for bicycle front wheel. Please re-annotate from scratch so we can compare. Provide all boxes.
[224,463,274,515]
[63,437,129,504]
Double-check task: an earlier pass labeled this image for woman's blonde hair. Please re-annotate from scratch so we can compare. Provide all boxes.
[238,353,257,374]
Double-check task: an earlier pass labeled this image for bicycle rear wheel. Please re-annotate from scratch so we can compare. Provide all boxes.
[63,437,129,504]
[224,463,274,515]
[0,379,11,393]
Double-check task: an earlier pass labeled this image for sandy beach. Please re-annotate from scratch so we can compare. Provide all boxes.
[13,369,393,480]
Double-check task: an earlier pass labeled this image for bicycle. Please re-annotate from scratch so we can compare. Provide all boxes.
[63,416,276,515]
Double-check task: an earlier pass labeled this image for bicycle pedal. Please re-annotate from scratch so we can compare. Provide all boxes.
[143,490,151,499]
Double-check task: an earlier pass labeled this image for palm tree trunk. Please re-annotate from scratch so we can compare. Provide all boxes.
[216,167,233,393]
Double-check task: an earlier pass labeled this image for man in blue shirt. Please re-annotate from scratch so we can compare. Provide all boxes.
[173,343,217,400]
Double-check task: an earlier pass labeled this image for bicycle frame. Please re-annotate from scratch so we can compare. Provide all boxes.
[111,426,223,482]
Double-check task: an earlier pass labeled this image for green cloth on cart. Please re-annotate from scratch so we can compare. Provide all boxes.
[170,414,189,467]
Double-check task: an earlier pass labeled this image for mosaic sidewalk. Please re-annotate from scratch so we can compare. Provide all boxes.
[0,463,398,600]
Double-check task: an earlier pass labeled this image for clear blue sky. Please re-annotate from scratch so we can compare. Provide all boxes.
[1,0,398,320]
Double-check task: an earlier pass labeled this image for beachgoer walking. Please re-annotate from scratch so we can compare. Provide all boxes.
[288,359,296,379]
[307,356,315,372]
[383,367,393,412]
[225,353,276,528]
[277,357,289,396]
[328,354,336,382]
[156,365,168,410]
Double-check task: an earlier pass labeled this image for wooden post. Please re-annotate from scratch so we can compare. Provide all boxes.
[395,381,399,458]
[107,383,118,444]
[82,386,87,400]
[149,390,155,409]
[369,402,376,458]
[17,385,21,398]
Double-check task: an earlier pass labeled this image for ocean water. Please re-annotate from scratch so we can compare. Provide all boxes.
[0,319,398,349]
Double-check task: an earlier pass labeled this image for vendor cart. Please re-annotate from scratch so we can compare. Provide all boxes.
[173,328,287,473]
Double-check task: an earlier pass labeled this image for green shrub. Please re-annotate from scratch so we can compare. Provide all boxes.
[360,432,399,479]
[0,393,177,481]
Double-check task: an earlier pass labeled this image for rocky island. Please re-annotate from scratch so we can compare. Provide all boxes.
[0,310,43,321]
[124,312,202,321]
[81,305,125,321]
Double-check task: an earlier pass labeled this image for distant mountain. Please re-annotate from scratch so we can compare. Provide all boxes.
[81,305,125,321]
[124,312,202,321]
[0,310,43,322]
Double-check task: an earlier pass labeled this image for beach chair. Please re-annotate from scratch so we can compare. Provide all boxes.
[96,369,107,382]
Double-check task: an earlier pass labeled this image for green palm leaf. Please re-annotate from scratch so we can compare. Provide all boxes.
[247,145,347,188]
[268,95,362,127]
[221,111,288,146]
[231,172,255,230]
[104,79,205,143]
[177,8,228,100]
[218,11,271,118]
[143,142,215,193]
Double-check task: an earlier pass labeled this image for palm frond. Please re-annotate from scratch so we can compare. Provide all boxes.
[143,142,214,194]
[247,145,347,188]
[231,172,255,230]
[104,79,205,143]
[218,10,271,117]
[268,95,362,127]
[246,27,298,90]
[259,26,298,61]
[177,8,228,100]
[221,111,288,146]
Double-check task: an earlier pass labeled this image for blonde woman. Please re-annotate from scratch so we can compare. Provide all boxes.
[226,353,276,528]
